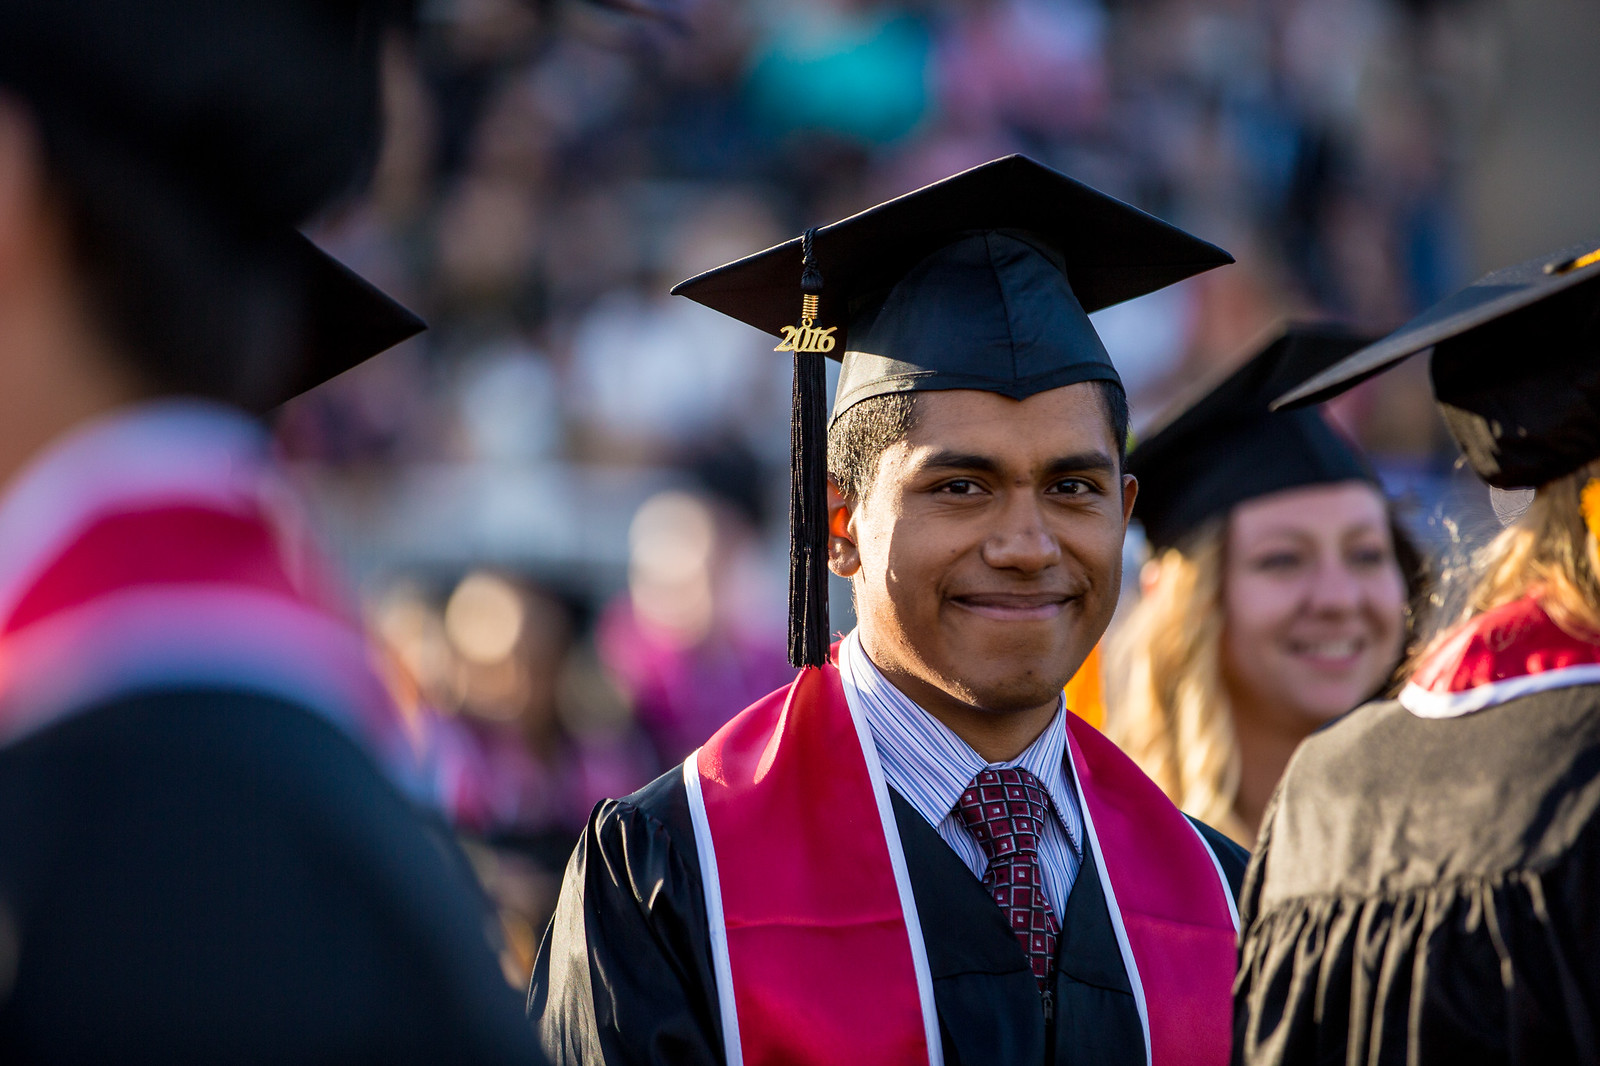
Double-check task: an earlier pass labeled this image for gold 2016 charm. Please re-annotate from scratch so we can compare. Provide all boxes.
[776,323,837,353]
[776,291,835,353]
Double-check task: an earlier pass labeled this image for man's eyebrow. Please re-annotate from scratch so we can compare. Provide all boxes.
[1043,451,1118,477]
[914,450,1119,476]
[918,450,1002,474]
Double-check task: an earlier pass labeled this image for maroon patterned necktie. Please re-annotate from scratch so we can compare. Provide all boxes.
[956,766,1060,989]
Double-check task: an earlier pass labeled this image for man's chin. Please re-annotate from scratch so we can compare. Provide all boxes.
[949,620,1090,666]
[943,669,1077,717]
[938,630,1096,709]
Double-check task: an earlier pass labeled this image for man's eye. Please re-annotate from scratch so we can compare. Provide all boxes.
[1049,479,1093,496]
[939,479,981,495]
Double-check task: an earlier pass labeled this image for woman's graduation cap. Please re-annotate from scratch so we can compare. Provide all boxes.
[1275,242,1600,489]
[672,155,1233,666]
[1129,325,1378,551]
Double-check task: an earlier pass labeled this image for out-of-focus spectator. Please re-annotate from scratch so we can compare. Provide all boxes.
[371,571,657,838]
[453,338,565,463]
[744,1,933,147]
[934,0,1110,139]
[369,569,656,981]
[444,572,650,834]
[565,192,790,462]
[598,482,792,767]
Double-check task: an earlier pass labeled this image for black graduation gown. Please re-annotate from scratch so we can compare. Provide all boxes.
[0,688,540,1065]
[1233,687,1600,1065]
[529,766,1248,1065]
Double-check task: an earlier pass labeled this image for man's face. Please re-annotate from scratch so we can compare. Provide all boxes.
[829,384,1136,720]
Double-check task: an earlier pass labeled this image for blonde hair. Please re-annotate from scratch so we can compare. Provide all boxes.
[1103,520,1251,842]
[1420,462,1600,660]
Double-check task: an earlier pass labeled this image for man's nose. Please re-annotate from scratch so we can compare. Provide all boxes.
[980,497,1061,574]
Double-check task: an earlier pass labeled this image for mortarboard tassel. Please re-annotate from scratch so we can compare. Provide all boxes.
[783,228,832,668]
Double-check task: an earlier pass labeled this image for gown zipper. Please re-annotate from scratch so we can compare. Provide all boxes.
[1041,986,1056,1064]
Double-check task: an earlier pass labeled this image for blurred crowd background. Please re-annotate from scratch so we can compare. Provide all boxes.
[280,0,1600,980]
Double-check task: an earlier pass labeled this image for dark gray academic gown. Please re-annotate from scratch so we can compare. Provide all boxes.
[1234,687,1600,1064]
[529,767,1247,1065]
[0,689,539,1064]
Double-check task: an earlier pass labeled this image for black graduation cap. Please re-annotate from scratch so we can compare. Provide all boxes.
[1275,241,1600,489]
[672,155,1233,666]
[283,233,426,410]
[1129,325,1378,552]
[0,0,422,408]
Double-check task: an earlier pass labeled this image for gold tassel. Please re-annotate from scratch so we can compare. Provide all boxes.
[1582,478,1600,543]
[1545,246,1600,276]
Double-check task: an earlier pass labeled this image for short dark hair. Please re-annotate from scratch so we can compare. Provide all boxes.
[827,380,1131,501]
[18,1,389,410]
[42,131,306,408]
[828,391,919,502]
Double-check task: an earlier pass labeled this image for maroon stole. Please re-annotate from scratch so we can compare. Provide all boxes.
[0,405,420,792]
[683,661,1239,1066]
[1401,594,1600,719]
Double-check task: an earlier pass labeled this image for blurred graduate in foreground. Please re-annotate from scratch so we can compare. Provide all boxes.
[530,156,1248,1066]
[0,2,535,1060]
[1233,244,1600,1063]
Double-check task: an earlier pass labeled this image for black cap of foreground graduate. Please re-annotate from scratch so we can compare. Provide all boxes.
[1130,324,1378,552]
[1275,241,1600,489]
[672,154,1234,667]
[0,0,423,409]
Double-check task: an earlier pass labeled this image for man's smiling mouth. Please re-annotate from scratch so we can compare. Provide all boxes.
[949,592,1078,621]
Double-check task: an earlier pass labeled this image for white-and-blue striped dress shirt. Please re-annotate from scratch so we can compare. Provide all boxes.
[838,629,1085,924]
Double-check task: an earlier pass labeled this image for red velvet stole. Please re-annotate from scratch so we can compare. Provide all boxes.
[687,663,934,1066]
[0,496,418,789]
[687,663,1238,1066]
[1402,595,1600,718]
[1062,711,1238,1066]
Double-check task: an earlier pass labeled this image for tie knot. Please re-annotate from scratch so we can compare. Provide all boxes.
[956,766,1053,863]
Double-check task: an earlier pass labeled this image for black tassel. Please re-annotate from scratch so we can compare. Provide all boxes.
[788,228,830,668]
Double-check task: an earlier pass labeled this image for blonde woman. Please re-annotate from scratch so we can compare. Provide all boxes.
[1234,247,1600,1063]
[1106,327,1416,844]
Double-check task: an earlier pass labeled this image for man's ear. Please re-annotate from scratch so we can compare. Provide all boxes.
[827,477,861,578]
[0,96,48,288]
[1120,473,1138,527]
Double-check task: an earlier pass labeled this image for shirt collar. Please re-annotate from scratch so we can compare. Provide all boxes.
[841,629,1081,851]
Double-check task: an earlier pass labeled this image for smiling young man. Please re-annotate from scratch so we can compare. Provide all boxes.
[838,385,1132,765]
[529,156,1249,1066]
